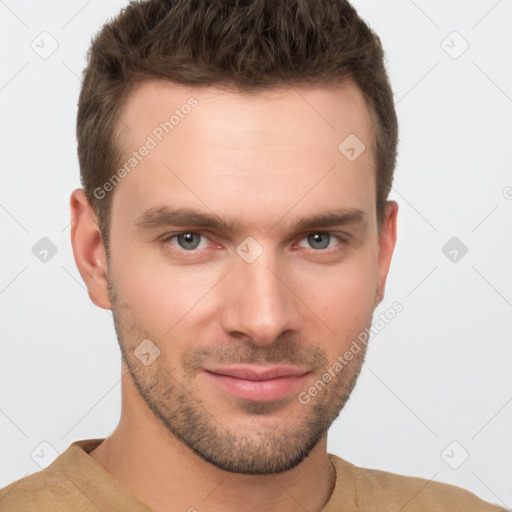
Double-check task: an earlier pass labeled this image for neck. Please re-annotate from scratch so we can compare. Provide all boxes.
[89,370,336,512]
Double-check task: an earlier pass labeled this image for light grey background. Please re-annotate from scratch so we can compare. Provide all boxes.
[1,0,511,507]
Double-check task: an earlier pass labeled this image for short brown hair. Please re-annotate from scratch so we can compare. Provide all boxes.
[77,0,398,257]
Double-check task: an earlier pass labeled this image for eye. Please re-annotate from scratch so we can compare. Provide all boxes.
[162,232,210,251]
[297,232,343,251]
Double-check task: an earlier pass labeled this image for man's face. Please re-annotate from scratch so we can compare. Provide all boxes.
[104,80,395,474]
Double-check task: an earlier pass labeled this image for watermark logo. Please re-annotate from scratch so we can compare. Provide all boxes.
[32,237,58,263]
[31,441,59,469]
[441,31,469,60]
[134,339,161,366]
[31,31,59,60]
[442,236,468,263]
[338,133,366,162]
[236,236,264,263]
[441,441,469,469]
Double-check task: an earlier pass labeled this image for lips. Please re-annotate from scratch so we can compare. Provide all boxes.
[203,365,311,402]
[205,364,309,380]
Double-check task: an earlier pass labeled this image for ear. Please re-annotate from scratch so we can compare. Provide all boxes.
[375,200,398,306]
[69,188,112,310]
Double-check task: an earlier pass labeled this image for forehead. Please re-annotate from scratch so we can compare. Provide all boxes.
[111,79,376,230]
[117,79,374,153]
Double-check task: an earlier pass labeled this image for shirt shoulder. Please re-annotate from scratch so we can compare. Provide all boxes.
[0,439,152,512]
[0,461,95,512]
[328,454,507,512]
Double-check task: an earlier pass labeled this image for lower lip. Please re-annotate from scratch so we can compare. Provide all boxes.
[204,371,310,402]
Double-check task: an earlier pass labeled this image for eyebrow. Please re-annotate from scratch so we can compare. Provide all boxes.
[134,206,367,234]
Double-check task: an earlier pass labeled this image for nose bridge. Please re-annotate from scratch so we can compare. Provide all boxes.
[220,243,300,345]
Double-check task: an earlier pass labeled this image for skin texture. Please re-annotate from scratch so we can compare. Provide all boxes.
[70,80,398,512]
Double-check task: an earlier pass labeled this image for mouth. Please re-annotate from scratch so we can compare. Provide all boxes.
[202,364,311,402]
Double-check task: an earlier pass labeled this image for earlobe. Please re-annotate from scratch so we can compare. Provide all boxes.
[375,200,399,306]
[69,188,112,310]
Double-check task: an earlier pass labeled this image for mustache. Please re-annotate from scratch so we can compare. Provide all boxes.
[181,335,329,373]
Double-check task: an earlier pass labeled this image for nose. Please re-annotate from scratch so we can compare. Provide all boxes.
[220,249,302,347]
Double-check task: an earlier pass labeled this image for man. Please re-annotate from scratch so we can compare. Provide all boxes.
[0,0,505,510]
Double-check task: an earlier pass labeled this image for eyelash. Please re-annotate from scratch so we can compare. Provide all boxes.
[159,231,348,254]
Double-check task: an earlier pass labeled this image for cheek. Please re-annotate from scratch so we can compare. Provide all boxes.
[293,250,378,341]
[111,248,223,337]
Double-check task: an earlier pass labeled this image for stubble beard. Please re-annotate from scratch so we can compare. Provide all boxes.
[109,279,371,475]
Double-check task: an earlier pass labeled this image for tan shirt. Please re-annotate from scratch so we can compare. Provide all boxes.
[0,439,505,511]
